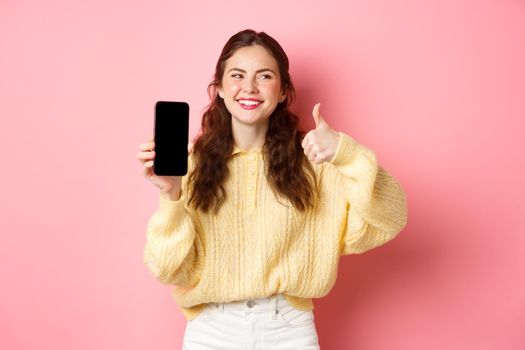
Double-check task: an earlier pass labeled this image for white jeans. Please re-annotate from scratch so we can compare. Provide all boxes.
[182,294,320,350]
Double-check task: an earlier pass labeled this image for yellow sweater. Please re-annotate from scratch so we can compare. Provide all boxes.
[143,131,407,321]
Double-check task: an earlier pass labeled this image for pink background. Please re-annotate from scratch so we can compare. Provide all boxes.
[1,0,524,349]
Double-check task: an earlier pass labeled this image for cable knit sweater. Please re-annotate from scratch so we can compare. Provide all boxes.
[143,131,407,321]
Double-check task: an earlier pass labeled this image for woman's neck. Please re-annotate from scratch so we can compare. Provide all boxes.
[231,120,268,151]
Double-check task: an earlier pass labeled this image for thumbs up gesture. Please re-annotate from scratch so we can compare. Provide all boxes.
[301,103,341,164]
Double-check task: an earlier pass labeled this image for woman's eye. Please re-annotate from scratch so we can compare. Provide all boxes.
[231,73,242,79]
[259,74,271,79]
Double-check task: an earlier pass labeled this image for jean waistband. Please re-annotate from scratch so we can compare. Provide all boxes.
[209,294,289,314]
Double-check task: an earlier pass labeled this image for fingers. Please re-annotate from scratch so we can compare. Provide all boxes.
[137,148,155,161]
[301,132,318,156]
[302,141,318,163]
[303,140,313,156]
[138,141,155,171]
[137,151,154,160]
[138,139,193,173]
[301,132,310,150]
[302,131,326,164]
[312,102,321,127]
[138,138,193,176]
[139,141,155,151]
[140,151,154,178]
[143,161,153,178]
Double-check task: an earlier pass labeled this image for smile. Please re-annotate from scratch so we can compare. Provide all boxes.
[237,99,262,110]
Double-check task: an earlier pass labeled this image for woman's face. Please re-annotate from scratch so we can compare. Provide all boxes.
[218,44,286,129]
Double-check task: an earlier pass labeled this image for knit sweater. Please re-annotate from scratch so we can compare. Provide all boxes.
[143,131,407,321]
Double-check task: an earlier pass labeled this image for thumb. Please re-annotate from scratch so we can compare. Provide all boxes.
[312,102,323,128]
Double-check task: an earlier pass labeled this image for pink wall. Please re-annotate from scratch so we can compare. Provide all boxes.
[1,0,524,349]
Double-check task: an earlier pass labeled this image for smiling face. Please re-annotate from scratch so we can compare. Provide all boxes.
[218,44,286,129]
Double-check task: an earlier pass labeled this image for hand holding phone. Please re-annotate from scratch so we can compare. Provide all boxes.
[136,101,191,201]
[137,138,181,200]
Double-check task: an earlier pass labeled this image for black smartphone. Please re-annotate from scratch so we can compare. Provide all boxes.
[153,101,189,176]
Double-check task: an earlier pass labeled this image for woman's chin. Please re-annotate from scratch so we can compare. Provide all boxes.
[232,113,270,127]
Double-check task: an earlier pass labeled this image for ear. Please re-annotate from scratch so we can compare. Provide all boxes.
[279,90,286,103]
[218,87,224,99]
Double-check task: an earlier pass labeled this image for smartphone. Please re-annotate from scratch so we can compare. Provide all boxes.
[153,101,189,176]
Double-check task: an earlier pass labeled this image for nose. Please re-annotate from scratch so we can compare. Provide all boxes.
[242,77,258,93]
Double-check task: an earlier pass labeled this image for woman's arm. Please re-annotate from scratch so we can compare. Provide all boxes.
[143,155,204,287]
[329,132,408,255]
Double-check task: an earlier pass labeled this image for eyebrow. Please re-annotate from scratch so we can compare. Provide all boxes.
[227,67,276,74]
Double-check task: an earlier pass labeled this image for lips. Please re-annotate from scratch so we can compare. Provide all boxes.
[237,99,262,110]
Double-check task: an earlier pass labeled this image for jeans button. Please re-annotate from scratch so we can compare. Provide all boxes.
[246,300,255,308]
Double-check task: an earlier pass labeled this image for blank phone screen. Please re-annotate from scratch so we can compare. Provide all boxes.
[153,101,189,176]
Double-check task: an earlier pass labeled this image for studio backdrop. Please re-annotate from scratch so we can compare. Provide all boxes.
[1,0,524,349]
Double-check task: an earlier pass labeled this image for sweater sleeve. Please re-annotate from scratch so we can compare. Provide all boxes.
[142,156,204,287]
[328,132,408,255]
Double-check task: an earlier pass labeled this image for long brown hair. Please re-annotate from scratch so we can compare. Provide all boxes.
[188,29,318,213]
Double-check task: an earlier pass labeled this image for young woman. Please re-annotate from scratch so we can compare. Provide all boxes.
[137,29,407,350]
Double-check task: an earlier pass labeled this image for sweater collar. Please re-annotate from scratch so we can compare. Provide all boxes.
[232,144,263,155]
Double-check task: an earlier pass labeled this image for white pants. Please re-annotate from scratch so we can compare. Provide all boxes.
[182,294,320,350]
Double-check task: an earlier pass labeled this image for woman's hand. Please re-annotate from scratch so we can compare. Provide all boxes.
[137,137,194,200]
[301,103,340,164]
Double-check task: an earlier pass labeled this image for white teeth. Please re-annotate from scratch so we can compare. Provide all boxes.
[238,100,261,106]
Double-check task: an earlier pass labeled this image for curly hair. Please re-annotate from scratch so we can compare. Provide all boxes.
[188,29,318,214]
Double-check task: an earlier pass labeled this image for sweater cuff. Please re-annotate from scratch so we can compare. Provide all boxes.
[156,191,187,222]
[328,131,360,166]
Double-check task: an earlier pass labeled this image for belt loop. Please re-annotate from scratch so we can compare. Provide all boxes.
[272,295,278,319]
[214,302,224,313]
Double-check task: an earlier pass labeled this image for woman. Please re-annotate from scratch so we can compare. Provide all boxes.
[137,29,407,350]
